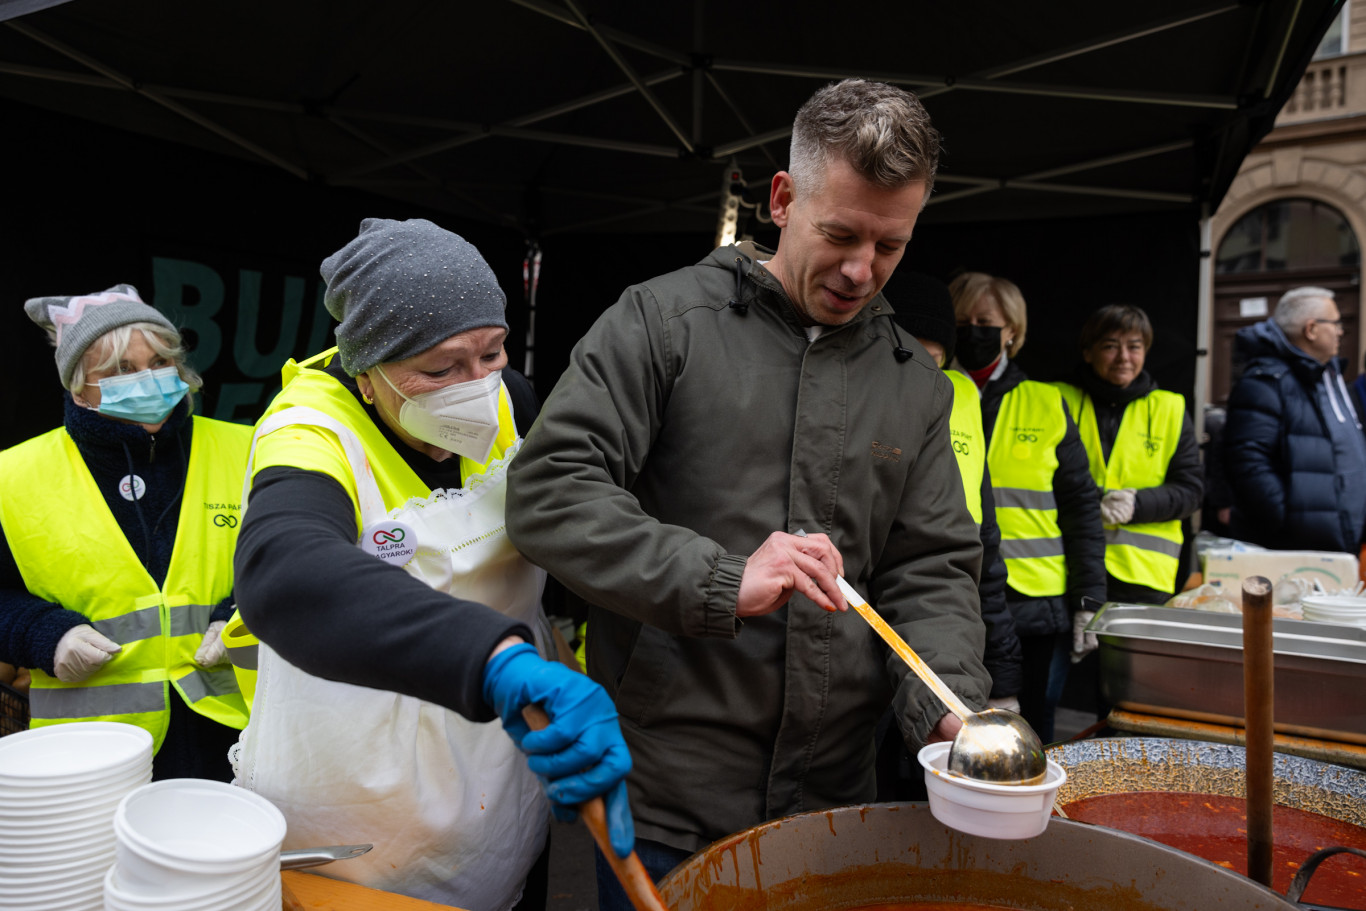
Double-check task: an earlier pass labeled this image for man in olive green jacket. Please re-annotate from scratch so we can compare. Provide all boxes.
[507,79,989,904]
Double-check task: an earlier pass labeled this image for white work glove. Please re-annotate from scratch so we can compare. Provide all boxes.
[194,620,229,668]
[987,695,1022,714]
[54,624,122,683]
[1099,488,1136,525]
[1070,610,1098,663]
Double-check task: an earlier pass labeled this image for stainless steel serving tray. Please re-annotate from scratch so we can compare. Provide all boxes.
[1091,603,1366,744]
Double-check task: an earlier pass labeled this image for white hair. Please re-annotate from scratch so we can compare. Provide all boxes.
[1273,286,1335,337]
[69,322,202,406]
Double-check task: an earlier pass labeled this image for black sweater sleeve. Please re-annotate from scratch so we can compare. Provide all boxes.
[1053,409,1109,611]
[233,466,533,722]
[977,464,1022,698]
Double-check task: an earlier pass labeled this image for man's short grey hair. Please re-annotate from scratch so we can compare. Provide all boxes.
[788,78,940,203]
[1274,286,1336,336]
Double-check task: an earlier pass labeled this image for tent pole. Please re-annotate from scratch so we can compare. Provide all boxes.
[1195,209,1213,456]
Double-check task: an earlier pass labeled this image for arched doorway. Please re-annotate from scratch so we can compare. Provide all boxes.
[1211,198,1360,404]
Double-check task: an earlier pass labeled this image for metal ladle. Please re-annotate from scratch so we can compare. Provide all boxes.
[834,575,1047,785]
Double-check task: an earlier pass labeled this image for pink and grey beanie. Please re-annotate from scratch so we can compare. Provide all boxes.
[25,284,178,388]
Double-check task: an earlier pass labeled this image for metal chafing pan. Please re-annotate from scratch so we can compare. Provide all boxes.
[1091,604,1366,744]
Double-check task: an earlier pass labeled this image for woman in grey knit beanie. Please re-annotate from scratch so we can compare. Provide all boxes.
[227,218,634,911]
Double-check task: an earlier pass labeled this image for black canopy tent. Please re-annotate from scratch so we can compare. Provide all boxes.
[0,0,1343,439]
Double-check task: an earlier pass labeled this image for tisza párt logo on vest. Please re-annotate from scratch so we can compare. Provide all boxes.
[1009,425,1044,459]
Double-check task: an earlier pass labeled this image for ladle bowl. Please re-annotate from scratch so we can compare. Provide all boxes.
[949,708,1047,785]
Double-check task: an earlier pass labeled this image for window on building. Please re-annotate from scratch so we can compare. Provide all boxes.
[1313,3,1349,60]
[1216,198,1360,273]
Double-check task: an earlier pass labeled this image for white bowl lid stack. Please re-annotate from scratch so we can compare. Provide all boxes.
[0,722,153,911]
[1300,590,1366,627]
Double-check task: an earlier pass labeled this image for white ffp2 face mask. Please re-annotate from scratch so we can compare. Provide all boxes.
[375,366,502,463]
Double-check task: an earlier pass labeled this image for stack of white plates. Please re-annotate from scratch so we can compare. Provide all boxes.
[105,778,286,910]
[1301,593,1366,628]
[0,722,153,911]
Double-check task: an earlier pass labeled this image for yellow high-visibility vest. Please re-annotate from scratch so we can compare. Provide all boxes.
[0,418,251,749]
[985,380,1070,597]
[226,349,518,708]
[1057,383,1184,591]
[946,370,985,525]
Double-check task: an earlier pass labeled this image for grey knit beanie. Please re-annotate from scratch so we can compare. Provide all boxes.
[24,284,179,389]
[321,218,509,377]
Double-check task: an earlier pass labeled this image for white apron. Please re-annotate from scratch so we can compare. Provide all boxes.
[230,406,552,911]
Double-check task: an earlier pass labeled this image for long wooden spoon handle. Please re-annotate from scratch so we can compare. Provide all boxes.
[835,576,973,720]
[1242,575,1274,888]
[521,705,669,911]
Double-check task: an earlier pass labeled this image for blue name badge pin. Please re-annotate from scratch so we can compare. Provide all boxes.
[360,519,417,566]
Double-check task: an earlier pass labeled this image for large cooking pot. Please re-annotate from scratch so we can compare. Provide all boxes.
[656,803,1296,911]
[1047,738,1366,824]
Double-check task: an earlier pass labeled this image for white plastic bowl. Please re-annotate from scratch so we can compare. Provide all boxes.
[0,761,150,806]
[104,859,278,910]
[0,722,151,782]
[0,829,114,859]
[0,786,132,819]
[0,801,119,833]
[1300,596,1366,627]
[0,869,107,899]
[917,741,1066,839]
[114,779,285,868]
[0,845,114,880]
[0,879,105,911]
[0,819,115,857]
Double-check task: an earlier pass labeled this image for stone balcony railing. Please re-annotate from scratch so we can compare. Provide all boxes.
[1276,52,1366,125]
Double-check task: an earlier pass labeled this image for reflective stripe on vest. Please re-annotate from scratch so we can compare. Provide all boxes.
[986,381,1069,597]
[946,370,985,525]
[1057,384,1184,591]
[0,419,252,748]
[223,610,259,710]
[226,349,519,708]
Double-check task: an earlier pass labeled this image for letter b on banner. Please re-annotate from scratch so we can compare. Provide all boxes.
[152,257,224,370]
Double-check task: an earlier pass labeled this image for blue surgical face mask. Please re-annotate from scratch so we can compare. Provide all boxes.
[93,366,190,424]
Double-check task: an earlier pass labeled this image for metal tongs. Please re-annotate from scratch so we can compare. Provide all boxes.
[279,843,373,871]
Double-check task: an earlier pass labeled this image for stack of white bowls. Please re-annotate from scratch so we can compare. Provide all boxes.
[105,778,286,910]
[0,721,153,911]
[1301,593,1366,628]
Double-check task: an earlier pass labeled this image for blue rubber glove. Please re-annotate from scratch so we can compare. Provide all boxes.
[483,643,635,858]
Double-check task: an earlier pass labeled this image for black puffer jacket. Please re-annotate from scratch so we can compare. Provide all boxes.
[1225,319,1366,552]
[980,360,1108,634]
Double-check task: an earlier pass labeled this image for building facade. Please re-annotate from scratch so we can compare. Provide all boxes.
[1208,3,1365,405]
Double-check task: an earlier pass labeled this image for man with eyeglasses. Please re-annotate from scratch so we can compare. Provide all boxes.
[1225,286,1366,553]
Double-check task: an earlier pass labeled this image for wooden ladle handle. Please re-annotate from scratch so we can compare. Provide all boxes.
[834,576,974,719]
[521,705,669,911]
[1242,575,1274,888]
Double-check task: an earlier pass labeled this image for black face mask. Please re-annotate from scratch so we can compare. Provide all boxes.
[955,325,1004,370]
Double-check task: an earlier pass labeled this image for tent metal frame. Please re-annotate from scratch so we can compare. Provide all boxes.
[0,0,1296,232]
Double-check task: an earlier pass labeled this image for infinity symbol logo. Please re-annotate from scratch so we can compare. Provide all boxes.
[213,514,239,528]
[372,528,406,545]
